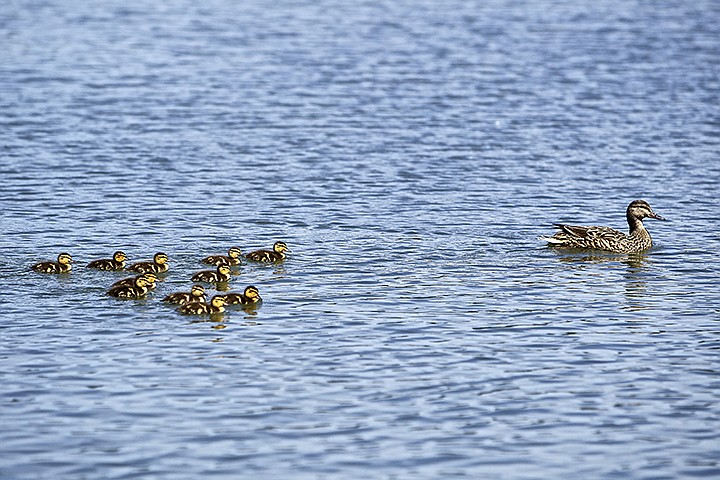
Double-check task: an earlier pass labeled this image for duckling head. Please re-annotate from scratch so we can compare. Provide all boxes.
[154,252,169,264]
[627,200,666,222]
[191,284,205,297]
[274,241,290,253]
[244,285,261,301]
[210,295,227,308]
[135,276,150,288]
[218,265,231,276]
[228,246,242,258]
[113,251,127,262]
[58,253,73,265]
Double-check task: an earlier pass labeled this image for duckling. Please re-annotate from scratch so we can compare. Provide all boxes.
[201,246,243,266]
[107,275,151,299]
[127,252,169,274]
[163,284,207,305]
[31,253,73,273]
[87,251,127,271]
[223,285,262,305]
[111,273,158,291]
[191,264,232,283]
[542,200,667,253]
[245,241,290,262]
[178,295,227,315]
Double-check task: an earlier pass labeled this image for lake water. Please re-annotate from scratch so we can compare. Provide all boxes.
[1,0,719,478]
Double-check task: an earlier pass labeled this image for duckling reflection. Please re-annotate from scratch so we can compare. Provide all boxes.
[189,319,228,328]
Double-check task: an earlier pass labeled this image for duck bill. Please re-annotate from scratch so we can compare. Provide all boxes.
[649,212,667,221]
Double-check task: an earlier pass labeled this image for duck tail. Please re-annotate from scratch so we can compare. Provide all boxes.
[539,235,564,245]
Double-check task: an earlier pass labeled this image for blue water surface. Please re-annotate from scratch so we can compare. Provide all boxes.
[1,0,719,479]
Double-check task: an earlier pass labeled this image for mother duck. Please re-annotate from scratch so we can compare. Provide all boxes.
[542,200,666,253]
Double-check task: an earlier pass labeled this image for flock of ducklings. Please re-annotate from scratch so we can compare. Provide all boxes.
[31,241,290,316]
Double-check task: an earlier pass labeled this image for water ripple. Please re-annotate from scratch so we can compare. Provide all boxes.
[2,0,720,479]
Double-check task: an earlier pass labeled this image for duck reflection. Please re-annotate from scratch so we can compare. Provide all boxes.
[186,318,228,337]
[620,255,650,311]
[551,250,651,311]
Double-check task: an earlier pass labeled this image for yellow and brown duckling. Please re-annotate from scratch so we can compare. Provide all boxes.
[542,200,667,253]
[223,285,262,305]
[201,246,243,266]
[163,284,207,305]
[127,252,169,274]
[178,295,227,315]
[111,273,158,291]
[107,275,152,299]
[87,251,127,271]
[31,253,73,273]
[245,241,290,262]
[191,264,232,283]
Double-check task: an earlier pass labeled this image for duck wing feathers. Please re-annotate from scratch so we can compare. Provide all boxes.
[547,224,629,250]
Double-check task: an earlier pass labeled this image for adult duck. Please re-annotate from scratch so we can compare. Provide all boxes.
[542,200,666,253]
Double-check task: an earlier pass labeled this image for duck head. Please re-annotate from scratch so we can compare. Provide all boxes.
[244,285,261,301]
[210,295,227,309]
[627,200,666,221]
[274,241,290,253]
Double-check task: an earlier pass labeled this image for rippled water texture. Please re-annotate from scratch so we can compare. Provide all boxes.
[1,0,719,478]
